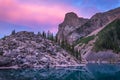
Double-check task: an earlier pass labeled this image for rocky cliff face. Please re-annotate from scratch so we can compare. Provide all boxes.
[57,7,120,44]
[57,12,88,44]
[0,31,78,68]
[57,7,120,63]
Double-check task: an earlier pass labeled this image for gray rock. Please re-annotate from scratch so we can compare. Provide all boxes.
[57,12,89,44]
[0,48,4,55]
[0,56,13,66]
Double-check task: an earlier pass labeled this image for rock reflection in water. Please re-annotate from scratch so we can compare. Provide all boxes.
[0,64,120,80]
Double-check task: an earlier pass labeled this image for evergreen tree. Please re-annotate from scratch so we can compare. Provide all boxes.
[11,30,16,35]
[2,35,7,40]
[79,52,82,63]
[50,33,54,41]
[47,31,54,41]
[58,39,61,45]
[47,30,51,39]
[42,31,46,38]
[71,45,74,53]
[61,40,65,49]
[37,32,41,36]
[55,35,58,42]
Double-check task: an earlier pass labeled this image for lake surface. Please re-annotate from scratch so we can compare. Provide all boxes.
[0,64,120,80]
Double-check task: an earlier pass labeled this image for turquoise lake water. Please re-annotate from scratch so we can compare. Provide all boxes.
[0,64,120,80]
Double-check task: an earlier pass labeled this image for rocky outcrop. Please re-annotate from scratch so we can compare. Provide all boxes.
[57,7,120,44]
[0,31,78,68]
[57,12,88,44]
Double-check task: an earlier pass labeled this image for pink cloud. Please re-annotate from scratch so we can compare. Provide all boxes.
[0,0,79,32]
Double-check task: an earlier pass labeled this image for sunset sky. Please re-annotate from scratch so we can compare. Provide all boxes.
[0,0,120,37]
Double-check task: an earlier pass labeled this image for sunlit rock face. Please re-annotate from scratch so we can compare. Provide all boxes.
[57,12,88,44]
[57,7,120,44]
[0,31,78,68]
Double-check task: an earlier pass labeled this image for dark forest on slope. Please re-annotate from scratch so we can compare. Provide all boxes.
[94,18,120,53]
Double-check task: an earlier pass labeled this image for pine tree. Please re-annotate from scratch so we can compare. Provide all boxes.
[2,35,7,40]
[37,32,41,36]
[47,30,51,39]
[58,39,61,45]
[71,45,74,53]
[55,35,58,42]
[50,33,54,41]
[78,51,82,63]
[11,30,16,35]
[42,31,46,38]
[61,40,65,49]
[47,31,54,41]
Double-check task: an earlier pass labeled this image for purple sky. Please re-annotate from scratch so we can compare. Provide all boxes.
[0,0,120,38]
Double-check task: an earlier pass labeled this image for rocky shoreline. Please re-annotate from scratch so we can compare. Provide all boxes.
[0,62,119,70]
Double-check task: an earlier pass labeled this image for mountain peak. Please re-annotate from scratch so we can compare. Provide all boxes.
[60,12,81,27]
[57,12,88,43]
[64,12,78,21]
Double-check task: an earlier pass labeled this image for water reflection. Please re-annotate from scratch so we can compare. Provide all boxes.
[86,63,120,80]
[0,64,120,80]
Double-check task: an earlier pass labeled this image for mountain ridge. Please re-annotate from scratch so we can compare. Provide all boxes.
[57,7,120,63]
[57,7,120,44]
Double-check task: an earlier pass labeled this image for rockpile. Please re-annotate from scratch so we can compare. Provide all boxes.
[0,31,77,68]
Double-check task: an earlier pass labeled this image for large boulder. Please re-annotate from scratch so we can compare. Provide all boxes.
[0,56,13,66]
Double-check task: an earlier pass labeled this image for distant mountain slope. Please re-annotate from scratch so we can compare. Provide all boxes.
[94,18,120,53]
[75,17,120,62]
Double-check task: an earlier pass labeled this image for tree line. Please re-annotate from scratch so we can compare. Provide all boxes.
[11,30,57,42]
[37,30,57,42]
